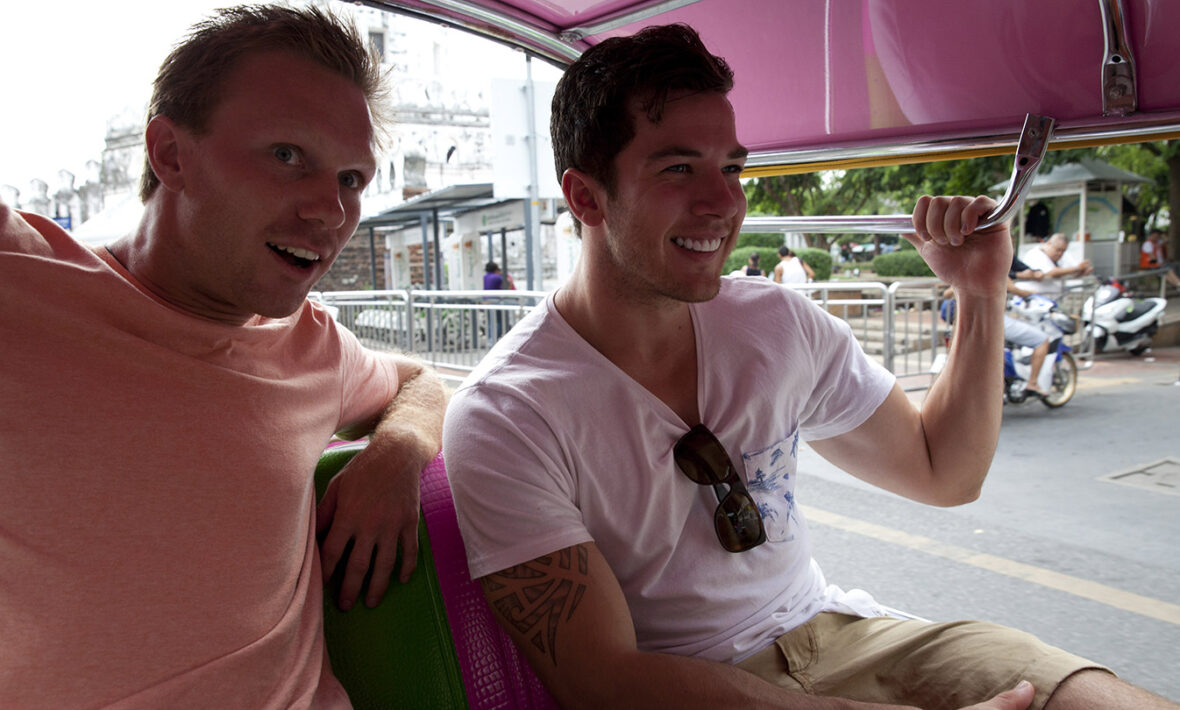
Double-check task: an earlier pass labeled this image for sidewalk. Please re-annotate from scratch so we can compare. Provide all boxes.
[1080,344,1180,387]
[1155,294,1180,347]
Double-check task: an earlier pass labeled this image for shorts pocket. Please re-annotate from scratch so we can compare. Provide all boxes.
[741,430,801,543]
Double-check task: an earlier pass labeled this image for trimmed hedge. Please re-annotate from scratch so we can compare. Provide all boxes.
[796,248,832,282]
[738,233,785,249]
[725,246,833,282]
[724,245,779,276]
[871,250,934,277]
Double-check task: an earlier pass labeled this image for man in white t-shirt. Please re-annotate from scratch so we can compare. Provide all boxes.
[1016,233,1093,297]
[443,24,1174,710]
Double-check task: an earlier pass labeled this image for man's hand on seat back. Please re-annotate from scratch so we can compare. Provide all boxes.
[317,356,445,610]
[317,443,423,610]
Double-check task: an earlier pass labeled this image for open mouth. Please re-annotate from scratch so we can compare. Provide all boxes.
[267,243,321,269]
[673,236,723,253]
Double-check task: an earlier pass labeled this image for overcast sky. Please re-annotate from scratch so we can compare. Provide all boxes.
[0,1,233,193]
[0,1,562,198]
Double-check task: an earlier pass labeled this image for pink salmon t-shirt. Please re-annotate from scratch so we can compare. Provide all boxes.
[0,206,397,708]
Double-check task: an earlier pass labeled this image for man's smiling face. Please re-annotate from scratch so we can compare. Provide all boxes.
[595,90,748,306]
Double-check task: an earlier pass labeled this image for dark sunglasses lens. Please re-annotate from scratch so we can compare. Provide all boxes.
[673,427,731,485]
[714,491,767,552]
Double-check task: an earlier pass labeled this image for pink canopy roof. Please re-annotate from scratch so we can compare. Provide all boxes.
[363,0,1180,174]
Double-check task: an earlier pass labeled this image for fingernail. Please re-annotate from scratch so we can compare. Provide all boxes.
[1016,680,1031,691]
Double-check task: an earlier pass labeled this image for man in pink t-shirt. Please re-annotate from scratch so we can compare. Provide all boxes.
[0,6,445,709]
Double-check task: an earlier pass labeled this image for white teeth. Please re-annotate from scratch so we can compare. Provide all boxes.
[673,237,722,252]
[270,243,320,261]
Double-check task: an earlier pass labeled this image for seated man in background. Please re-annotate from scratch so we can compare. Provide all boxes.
[443,23,1176,710]
[1,6,445,708]
[1016,232,1093,298]
[1140,229,1180,289]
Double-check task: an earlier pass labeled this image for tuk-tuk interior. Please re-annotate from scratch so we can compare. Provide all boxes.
[321,2,1180,707]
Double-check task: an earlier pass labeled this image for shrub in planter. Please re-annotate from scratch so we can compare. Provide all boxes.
[796,248,832,281]
[727,245,833,282]
[738,232,785,249]
[723,245,779,276]
[871,250,934,277]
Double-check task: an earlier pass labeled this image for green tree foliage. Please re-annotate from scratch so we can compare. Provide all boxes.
[742,159,1009,251]
[743,169,901,251]
[743,141,1180,263]
[1093,141,1178,254]
[1033,141,1178,253]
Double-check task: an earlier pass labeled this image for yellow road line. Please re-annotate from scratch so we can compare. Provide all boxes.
[802,505,1180,626]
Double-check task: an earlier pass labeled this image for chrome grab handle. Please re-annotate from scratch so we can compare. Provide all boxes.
[741,113,1056,235]
[1099,0,1137,117]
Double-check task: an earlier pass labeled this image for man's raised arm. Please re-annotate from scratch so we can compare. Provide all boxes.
[811,196,1011,506]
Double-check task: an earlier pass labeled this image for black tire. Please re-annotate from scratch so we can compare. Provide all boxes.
[1042,352,1078,408]
[1129,344,1149,357]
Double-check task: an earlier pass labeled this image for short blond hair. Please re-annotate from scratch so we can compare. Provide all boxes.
[139,4,390,201]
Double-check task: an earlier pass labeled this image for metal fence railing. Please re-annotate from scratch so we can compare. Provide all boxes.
[319,283,946,387]
[1053,278,1100,369]
[316,289,547,382]
[1109,265,1173,299]
[315,273,1129,387]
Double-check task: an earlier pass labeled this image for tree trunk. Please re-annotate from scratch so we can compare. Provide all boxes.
[1169,148,1180,258]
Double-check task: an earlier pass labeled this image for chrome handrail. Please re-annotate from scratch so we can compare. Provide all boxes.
[742,113,1056,235]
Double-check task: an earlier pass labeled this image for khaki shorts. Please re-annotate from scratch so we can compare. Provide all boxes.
[735,613,1110,710]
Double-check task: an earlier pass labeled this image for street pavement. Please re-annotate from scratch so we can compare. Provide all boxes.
[797,346,1180,701]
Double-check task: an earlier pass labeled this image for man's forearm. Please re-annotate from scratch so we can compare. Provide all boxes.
[317,361,447,601]
[367,362,446,464]
[1044,266,1078,279]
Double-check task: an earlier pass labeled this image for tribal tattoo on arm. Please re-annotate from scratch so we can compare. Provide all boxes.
[480,545,590,667]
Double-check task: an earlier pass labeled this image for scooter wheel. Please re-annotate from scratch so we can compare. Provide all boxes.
[1042,352,1078,408]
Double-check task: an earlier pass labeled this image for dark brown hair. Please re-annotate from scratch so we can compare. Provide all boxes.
[550,23,734,206]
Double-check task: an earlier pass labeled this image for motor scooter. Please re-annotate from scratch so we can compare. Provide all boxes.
[932,294,1078,409]
[1003,295,1078,408]
[1080,278,1167,356]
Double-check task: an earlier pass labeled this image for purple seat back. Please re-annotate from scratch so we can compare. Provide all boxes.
[420,454,560,710]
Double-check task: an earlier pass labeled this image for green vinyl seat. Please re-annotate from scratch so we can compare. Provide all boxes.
[314,443,558,710]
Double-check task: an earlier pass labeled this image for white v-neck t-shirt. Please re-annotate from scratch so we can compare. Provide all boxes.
[444,277,895,663]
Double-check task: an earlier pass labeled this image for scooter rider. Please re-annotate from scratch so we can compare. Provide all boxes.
[1006,257,1051,397]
